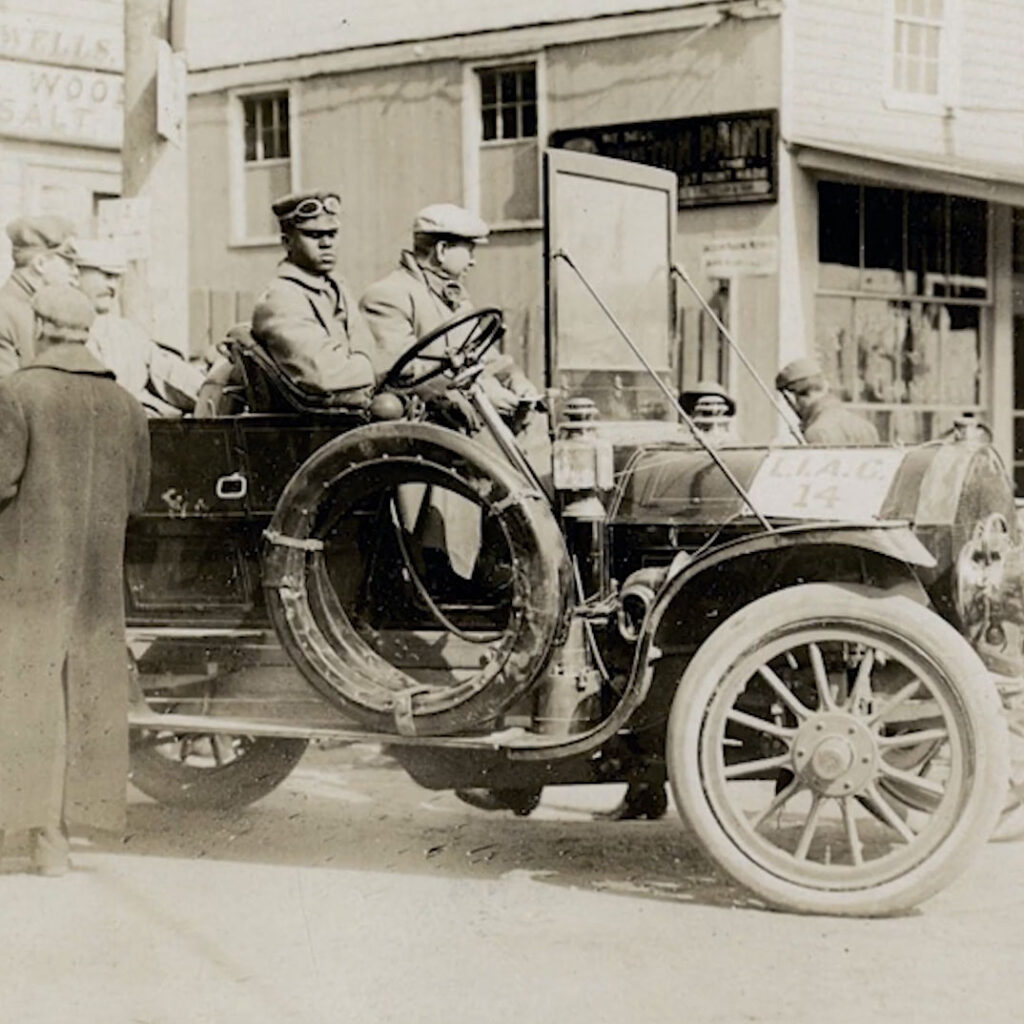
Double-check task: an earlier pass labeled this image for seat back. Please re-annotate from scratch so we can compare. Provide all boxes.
[222,324,368,418]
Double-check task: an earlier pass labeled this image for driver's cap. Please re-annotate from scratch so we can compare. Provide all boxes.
[775,357,824,392]
[412,204,489,244]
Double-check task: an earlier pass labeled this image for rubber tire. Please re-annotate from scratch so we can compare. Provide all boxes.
[263,420,569,736]
[129,733,309,810]
[667,583,1007,917]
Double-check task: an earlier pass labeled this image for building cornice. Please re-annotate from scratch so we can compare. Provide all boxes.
[187,0,781,95]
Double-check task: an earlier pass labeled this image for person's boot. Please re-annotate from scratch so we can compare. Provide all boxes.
[596,782,669,821]
[30,824,70,877]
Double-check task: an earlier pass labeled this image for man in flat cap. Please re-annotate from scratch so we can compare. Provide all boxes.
[776,357,879,445]
[0,284,150,875]
[250,189,374,401]
[360,202,536,428]
[681,379,738,446]
[0,215,80,377]
[78,239,204,416]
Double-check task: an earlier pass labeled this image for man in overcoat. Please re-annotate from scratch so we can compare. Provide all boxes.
[0,284,150,875]
[251,189,375,401]
[0,215,80,378]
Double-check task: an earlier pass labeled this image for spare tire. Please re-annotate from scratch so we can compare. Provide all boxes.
[262,421,570,736]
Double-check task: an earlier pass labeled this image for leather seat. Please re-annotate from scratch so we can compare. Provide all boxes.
[223,324,371,417]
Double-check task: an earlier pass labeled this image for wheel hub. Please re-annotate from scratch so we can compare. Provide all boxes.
[792,712,878,797]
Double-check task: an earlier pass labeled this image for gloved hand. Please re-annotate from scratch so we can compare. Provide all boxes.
[427,389,481,434]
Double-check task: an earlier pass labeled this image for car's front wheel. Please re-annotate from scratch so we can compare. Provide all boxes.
[667,583,1007,916]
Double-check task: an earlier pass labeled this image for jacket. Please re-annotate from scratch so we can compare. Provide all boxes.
[251,260,374,394]
[803,395,880,445]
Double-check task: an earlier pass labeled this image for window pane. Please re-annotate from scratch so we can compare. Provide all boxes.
[818,182,861,290]
[863,188,904,292]
[907,192,945,295]
[244,117,256,162]
[950,197,987,296]
[502,105,518,140]
[923,61,938,94]
[521,71,536,101]
[521,102,537,139]
[500,71,517,103]
[482,107,497,141]
[480,72,496,105]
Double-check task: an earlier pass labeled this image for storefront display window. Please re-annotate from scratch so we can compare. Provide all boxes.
[816,181,988,443]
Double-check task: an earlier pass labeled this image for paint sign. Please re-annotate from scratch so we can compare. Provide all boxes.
[0,59,122,148]
[745,448,905,521]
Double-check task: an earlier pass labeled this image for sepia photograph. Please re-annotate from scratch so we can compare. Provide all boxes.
[1,1,1023,1021]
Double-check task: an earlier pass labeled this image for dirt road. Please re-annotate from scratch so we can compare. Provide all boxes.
[3,743,1022,1024]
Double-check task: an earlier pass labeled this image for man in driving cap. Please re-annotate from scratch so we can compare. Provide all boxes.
[0,215,80,378]
[680,379,738,446]
[360,202,538,430]
[0,283,149,876]
[250,189,375,400]
[775,356,879,445]
[77,238,204,417]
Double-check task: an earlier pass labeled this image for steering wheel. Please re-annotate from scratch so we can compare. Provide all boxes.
[381,307,505,390]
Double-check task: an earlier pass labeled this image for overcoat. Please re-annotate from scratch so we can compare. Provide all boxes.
[803,394,880,445]
[0,271,37,378]
[0,344,150,834]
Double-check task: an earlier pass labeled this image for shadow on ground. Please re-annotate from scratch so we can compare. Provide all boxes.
[101,745,760,913]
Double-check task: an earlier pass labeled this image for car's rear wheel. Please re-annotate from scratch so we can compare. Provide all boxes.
[667,583,1007,916]
[130,725,308,810]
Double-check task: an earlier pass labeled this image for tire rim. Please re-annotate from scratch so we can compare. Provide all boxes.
[698,621,974,891]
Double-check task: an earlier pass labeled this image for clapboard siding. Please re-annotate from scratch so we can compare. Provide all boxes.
[788,0,1024,169]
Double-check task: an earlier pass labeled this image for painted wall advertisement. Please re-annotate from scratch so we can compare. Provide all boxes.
[0,60,122,148]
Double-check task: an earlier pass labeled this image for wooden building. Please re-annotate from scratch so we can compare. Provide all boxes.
[186,0,1024,473]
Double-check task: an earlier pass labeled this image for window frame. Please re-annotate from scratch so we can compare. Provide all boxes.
[462,52,546,233]
[227,82,300,248]
[884,0,960,114]
[814,178,992,443]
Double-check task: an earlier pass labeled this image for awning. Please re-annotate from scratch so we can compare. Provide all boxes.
[788,137,1024,207]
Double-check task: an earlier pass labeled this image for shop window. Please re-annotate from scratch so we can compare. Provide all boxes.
[470,61,541,227]
[816,181,988,443]
[232,89,294,243]
[890,0,954,103]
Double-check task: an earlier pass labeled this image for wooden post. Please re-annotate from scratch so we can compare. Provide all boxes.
[121,0,189,354]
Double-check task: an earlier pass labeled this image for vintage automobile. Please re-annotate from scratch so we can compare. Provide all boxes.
[125,151,1021,917]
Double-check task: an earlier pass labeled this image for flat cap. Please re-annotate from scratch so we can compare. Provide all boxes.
[271,190,341,226]
[681,379,735,416]
[775,357,824,392]
[6,214,77,258]
[76,238,127,275]
[33,284,95,342]
[413,203,489,243]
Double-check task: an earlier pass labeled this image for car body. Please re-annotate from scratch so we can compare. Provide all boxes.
[126,152,1021,916]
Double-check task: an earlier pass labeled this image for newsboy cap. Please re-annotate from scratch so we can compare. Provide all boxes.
[775,357,824,392]
[412,204,489,243]
[271,190,341,226]
[681,379,735,417]
[6,214,77,261]
[33,284,95,343]
[75,238,127,275]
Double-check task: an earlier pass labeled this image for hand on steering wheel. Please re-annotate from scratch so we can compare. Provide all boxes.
[380,307,505,391]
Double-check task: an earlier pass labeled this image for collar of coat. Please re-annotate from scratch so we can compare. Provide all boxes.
[275,259,345,298]
[23,342,116,378]
[399,250,467,312]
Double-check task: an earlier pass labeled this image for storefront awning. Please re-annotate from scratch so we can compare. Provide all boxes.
[788,137,1024,207]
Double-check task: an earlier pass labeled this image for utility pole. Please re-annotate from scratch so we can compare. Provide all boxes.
[120,0,189,354]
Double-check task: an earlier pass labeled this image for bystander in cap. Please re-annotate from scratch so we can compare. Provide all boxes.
[75,238,127,276]
[775,357,824,393]
[681,379,736,418]
[33,284,95,343]
[6,215,78,266]
[412,204,489,243]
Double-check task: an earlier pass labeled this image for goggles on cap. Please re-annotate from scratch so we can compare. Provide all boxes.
[283,194,341,222]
